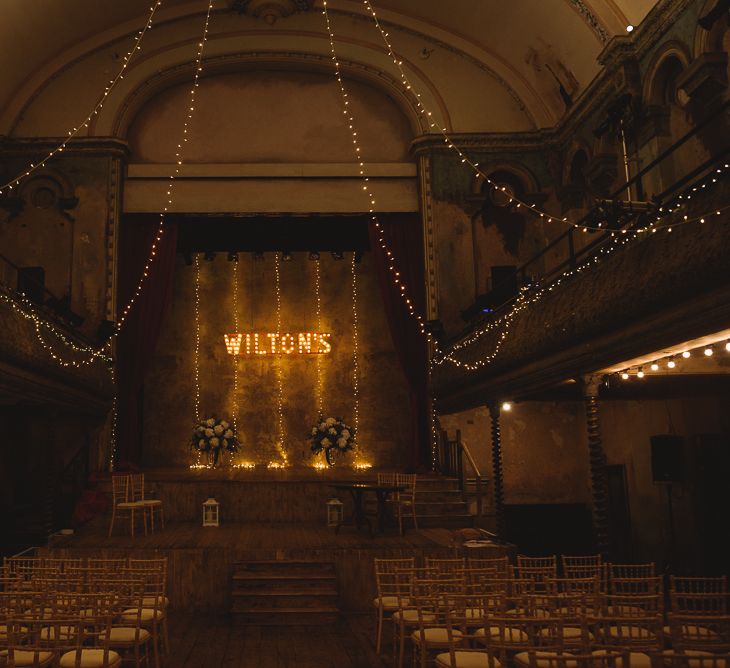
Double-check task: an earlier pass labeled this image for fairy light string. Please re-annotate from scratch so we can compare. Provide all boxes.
[0,1,163,195]
[350,252,361,459]
[232,255,240,439]
[193,255,202,466]
[273,252,289,467]
[315,258,324,420]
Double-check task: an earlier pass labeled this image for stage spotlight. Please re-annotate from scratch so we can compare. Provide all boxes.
[308,251,320,261]
[204,251,216,262]
[282,251,293,262]
[227,252,239,262]
[253,251,265,262]
[331,251,344,260]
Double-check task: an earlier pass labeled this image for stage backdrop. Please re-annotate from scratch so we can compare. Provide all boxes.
[142,250,412,468]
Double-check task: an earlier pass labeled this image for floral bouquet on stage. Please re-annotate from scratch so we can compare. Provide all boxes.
[192,417,239,466]
[309,416,355,466]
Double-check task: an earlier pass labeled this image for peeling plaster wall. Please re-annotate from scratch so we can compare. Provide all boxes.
[143,251,411,469]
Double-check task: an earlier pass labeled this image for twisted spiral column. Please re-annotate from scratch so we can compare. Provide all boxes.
[583,376,610,558]
[489,404,506,540]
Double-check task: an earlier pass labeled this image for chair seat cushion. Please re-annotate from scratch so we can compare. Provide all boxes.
[411,627,462,645]
[116,502,145,508]
[392,609,435,623]
[3,649,55,666]
[515,651,575,668]
[141,596,169,608]
[121,607,164,622]
[102,627,151,644]
[593,649,650,668]
[142,500,162,506]
[606,624,656,640]
[436,651,502,668]
[60,649,122,668]
[475,626,529,643]
[373,596,408,610]
[607,604,648,616]
[663,624,722,640]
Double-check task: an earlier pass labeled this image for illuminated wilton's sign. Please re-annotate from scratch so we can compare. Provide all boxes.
[224,332,332,356]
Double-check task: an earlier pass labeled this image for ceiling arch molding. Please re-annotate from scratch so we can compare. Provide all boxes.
[104,49,440,141]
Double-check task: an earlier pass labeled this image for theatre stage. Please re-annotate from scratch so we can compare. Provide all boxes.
[46,468,507,612]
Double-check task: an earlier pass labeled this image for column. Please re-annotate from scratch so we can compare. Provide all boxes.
[582,375,610,557]
[489,403,506,540]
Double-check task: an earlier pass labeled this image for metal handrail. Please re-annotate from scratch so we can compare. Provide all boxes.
[438,429,484,520]
[459,436,484,520]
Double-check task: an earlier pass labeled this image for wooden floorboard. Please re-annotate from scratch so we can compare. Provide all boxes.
[166,613,388,668]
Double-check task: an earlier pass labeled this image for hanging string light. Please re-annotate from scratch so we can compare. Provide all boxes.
[350,252,361,459]
[109,365,118,472]
[315,258,324,419]
[273,252,289,467]
[192,254,203,466]
[231,255,240,439]
[116,0,215,331]
[0,1,163,195]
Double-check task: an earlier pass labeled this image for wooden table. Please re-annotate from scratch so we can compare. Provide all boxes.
[330,483,406,537]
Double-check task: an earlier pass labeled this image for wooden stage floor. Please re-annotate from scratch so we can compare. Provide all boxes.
[46,520,460,612]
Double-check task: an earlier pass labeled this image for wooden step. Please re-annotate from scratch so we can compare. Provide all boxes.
[232,590,338,609]
[230,607,339,624]
[233,560,334,574]
[416,513,475,528]
[233,576,336,592]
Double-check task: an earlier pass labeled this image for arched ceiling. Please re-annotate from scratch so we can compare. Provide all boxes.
[0,0,661,135]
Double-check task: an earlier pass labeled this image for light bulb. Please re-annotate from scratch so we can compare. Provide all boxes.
[637,368,645,379]
[682,351,691,358]
[501,402,512,412]
[704,347,713,356]
[621,372,630,380]
[626,24,634,32]
[667,359,676,369]
[650,363,659,371]
[725,341,730,352]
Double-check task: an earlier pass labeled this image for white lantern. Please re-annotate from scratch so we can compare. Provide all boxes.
[326,498,343,528]
[203,497,220,527]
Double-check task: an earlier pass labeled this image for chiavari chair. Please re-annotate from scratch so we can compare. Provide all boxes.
[108,474,147,538]
[666,615,730,654]
[410,581,466,668]
[520,649,630,668]
[652,650,730,668]
[394,473,419,534]
[542,577,601,648]
[87,559,129,573]
[670,577,727,596]
[477,614,564,667]
[57,614,122,668]
[609,563,656,579]
[373,557,416,654]
[94,579,152,668]
[129,473,164,534]
[426,558,467,576]
[467,556,511,578]
[591,609,665,668]
[119,568,166,668]
[127,559,169,610]
[516,556,558,576]
[391,569,432,668]
[4,616,75,668]
[436,594,499,668]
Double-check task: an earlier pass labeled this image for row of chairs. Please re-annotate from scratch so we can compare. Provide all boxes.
[109,474,165,537]
[1,556,169,668]
[373,556,729,668]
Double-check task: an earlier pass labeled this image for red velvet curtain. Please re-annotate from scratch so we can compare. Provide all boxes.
[368,218,429,470]
[115,217,178,467]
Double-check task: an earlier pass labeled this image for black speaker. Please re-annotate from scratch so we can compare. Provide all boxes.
[650,435,685,483]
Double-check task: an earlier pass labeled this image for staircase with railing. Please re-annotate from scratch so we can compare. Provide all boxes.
[436,429,492,530]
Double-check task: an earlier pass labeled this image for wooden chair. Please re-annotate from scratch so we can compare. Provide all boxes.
[666,615,730,654]
[394,473,418,534]
[521,649,629,668]
[426,558,466,576]
[108,475,147,537]
[58,615,123,668]
[373,557,415,655]
[436,594,499,668]
[410,582,466,668]
[468,555,511,577]
[652,652,730,668]
[129,473,164,533]
[609,563,656,579]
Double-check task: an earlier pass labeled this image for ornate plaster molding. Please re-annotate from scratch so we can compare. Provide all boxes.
[230,0,315,24]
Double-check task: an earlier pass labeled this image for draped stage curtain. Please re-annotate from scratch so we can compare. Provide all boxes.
[368,218,429,470]
[116,217,178,467]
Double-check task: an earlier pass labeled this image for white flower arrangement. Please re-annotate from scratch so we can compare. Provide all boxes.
[309,416,355,465]
[192,417,239,465]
